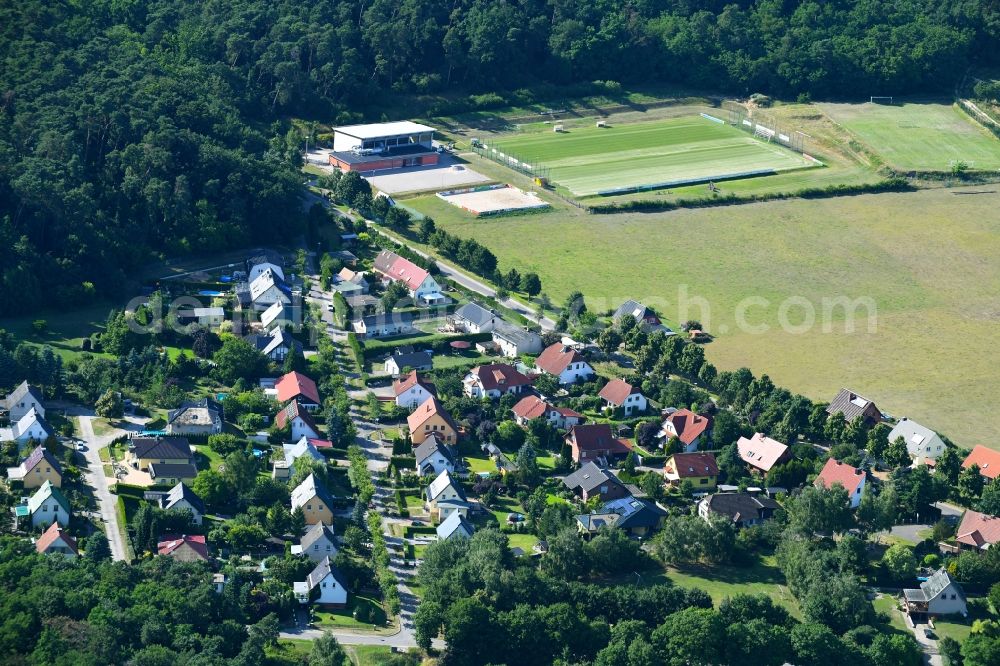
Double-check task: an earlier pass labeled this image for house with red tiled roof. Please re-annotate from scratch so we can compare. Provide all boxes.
[393,371,436,409]
[275,401,321,441]
[814,458,867,508]
[34,522,78,559]
[566,424,631,464]
[463,364,534,400]
[157,534,209,562]
[511,395,582,430]
[663,452,718,490]
[373,250,444,305]
[962,445,1000,482]
[737,433,791,474]
[407,397,458,446]
[274,371,321,411]
[598,379,647,416]
[660,409,712,452]
[956,509,1000,551]
[534,344,594,385]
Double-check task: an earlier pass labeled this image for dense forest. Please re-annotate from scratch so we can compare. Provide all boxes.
[2,0,999,315]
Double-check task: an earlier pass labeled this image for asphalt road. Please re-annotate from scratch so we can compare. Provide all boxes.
[75,414,129,562]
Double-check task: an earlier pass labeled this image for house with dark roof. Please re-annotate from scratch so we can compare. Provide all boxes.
[258,327,301,362]
[247,250,285,282]
[562,461,630,503]
[248,267,293,310]
[737,433,791,474]
[814,458,867,508]
[956,509,1000,551]
[452,303,497,333]
[157,534,210,562]
[414,435,458,476]
[275,371,321,411]
[962,445,1000,482]
[826,388,882,427]
[660,409,712,452]
[697,492,780,528]
[511,395,582,430]
[156,482,205,525]
[393,371,435,409]
[599,379,647,416]
[612,300,675,335]
[149,462,199,486]
[577,496,667,538]
[276,401,321,441]
[352,312,415,339]
[35,522,78,558]
[293,523,338,562]
[7,445,62,489]
[463,364,534,400]
[291,473,335,525]
[3,381,45,422]
[407,397,458,446]
[663,452,719,490]
[566,424,632,464]
[491,321,543,358]
[166,398,223,436]
[903,569,967,618]
[437,512,475,540]
[127,437,193,472]
[294,556,349,607]
[535,343,594,385]
[385,350,433,377]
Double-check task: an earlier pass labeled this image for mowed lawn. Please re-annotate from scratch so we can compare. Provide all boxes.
[820,101,1000,171]
[409,186,1000,447]
[492,116,814,195]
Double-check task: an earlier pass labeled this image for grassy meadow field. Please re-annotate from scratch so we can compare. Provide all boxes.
[820,101,1000,171]
[405,185,1000,447]
[490,115,815,196]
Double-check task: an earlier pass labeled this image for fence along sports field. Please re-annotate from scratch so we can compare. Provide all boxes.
[488,115,817,197]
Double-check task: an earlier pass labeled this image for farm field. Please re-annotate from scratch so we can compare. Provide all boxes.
[490,115,816,196]
[820,101,1000,171]
[406,186,1000,447]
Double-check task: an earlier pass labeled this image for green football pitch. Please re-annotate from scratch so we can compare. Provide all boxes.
[490,116,816,196]
[819,101,1000,171]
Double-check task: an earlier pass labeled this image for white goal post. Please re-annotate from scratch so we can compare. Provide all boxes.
[870,96,894,104]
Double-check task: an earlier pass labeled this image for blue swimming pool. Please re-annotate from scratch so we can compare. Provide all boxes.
[198,290,224,297]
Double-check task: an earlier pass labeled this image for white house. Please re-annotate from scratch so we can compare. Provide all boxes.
[276,402,321,441]
[249,268,292,310]
[453,303,496,333]
[249,260,285,283]
[384,350,433,377]
[414,435,457,476]
[352,313,414,339]
[511,395,583,430]
[294,556,349,607]
[462,364,534,400]
[260,301,295,331]
[4,382,45,423]
[166,399,223,436]
[904,569,967,618]
[814,458,867,509]
[425,470,469,521]
[1,408,55,450]
[888,417,946,463]
[292,523,338,562]
[534,343,594,385]
[436,511,475,540]
[258,328,301,362]
[373,250,445,305]
[491,322,542,358]
[393,371,435,409]
[157,482,206,525]
[27,481,70,528]
[282,438,325,468]
[598,379,648,416]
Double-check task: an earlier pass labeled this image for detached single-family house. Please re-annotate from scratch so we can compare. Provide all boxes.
[27,481,70,528]
[127,437,193,472]
[275,371,322,411]
[257,328,301,362]
[436,511,475,540]
[156,482,206,525]
[1,408,55,450]
[962,445,1000,482]
[166,398,223,436]
[697,492,780,528]
[535,343,594,385]
[352,313,414,339]
[294,556,349,607]
[612,300,675,335]
[7,445,62,489]
[4,381,46,422]
[282,438,325,468]
[292,522,338,562]
[189,307,225,329]
[814,458,866,508]
[157,534,210,563]
[598,379,647,416]
[149,462,199,486]
[955,509,1000,551]
[566,424,632,464]
[35,522,78,559]
[511,395,583,430]
[904,569,967,618]
[491,322,543,358]
[562,461,630,503]
[826,388,883,427]
[463,364,534,400]
[888,418,946,463]
[660,409,712,452]
[393,371,435,410]
[276,401,321,441]
[385,350,433,377]
[291,473,336,525]
[332,268,369,296]
[373,250,445,305]
[663,452,719,490]
[577,497,667,538]
[414,435,458,476]
[248,268,293,310]
[260,301,297,331]
[248,252,285,283]
[452,303,496,333]
[407,397,458,446]
[737,433,791,475]
[425,470,469,521]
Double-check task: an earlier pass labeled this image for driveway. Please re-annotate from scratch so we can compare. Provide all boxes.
[75,413,129,562]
